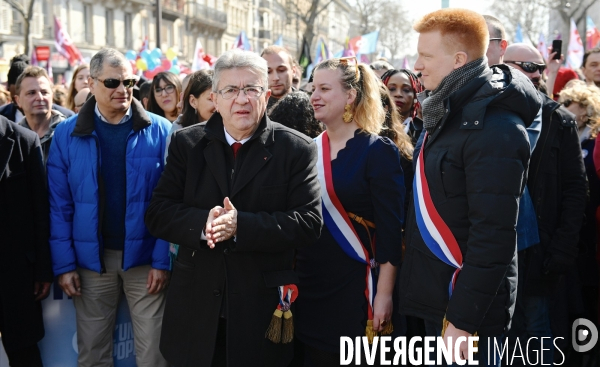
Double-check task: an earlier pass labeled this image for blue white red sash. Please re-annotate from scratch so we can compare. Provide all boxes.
[413,133,463,297]
[315,131,376,320]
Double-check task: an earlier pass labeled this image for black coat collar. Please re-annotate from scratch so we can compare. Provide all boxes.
[203,111,275,147]
[71,96,151,137]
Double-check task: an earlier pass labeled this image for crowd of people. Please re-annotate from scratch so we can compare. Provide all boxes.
[1,7,600,367]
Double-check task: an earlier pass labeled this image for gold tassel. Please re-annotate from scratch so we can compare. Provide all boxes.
[441,315,478,349]
[265,309,283,343]
[281,310,294,344]
[381,321,394,336]
[365,320,377,344]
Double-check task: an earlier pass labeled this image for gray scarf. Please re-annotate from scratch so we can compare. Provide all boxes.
[418,57,488,133]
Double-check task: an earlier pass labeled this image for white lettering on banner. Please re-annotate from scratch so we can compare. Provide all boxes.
[113,322,136,361]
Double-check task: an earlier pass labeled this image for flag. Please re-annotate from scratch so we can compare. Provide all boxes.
[358,54,370,64]
[233,31,252,51]
[139,36,149,54]
[299,37,312,78]
[203,54,217,67]
[46,58,53,80]
[54,16,84,66]
[274,35,283,46]
[514,24,523,43]
[567,18,584,69]
[342,37,356,57]
[537,33,548,60]
[191,39,209,71]
[348,31,379,55]
[587,16,600,49]
[333,50,343,58]
[31,47,39,66]
[314,38,333,65]
[402,56,410,70]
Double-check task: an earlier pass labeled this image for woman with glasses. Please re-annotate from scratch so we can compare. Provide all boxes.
[66,64,90,112]
[293,58,405,365]
[147,72,182,122]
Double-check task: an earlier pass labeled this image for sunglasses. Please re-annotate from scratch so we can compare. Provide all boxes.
[489,38,503,43]
[95,78,138,89]
[505,61,546,73]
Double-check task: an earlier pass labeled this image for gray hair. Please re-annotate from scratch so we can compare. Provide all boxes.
[89,48,129,78]
[212,49,268,92]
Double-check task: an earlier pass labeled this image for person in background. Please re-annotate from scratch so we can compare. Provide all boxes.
[1,61,74,122]
[47,48,171,367]
[65,64,90,111]
[483,14,508,66]
[0,85,11,106]
[582,47,600,88]
[504,42,587,365]
[267,91,323,138]
[261,45,297,109]
[558,84,600,350]
[147,71,182,122]
[13,66,67,164]
[52,85,67,107]
[292,59,302,90]
[294,57,404,365]
[139,81,151,109]
[381,68,424,145]
[0,116,52,367]
[369,59,394,78]
[179,70,215,127]
[73,88,90,113]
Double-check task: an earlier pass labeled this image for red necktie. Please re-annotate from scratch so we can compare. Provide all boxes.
[231,142,242,158]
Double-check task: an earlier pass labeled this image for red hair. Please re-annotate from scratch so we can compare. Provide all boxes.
[414,8,489,60]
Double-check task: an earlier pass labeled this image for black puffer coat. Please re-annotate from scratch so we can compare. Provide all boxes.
[398,64,541,336]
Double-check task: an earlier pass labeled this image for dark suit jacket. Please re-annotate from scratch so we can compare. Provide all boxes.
[0,102,74,122]
[145,113,322,367]
[0,117,52,351]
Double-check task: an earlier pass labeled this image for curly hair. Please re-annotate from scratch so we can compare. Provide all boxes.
[313,59,385,135]
[147,72,182,119]
[268,91,324,138]
[414,8,489,60]
[558,83,600,137]
[66,64,89,111]
[378,83,414,160]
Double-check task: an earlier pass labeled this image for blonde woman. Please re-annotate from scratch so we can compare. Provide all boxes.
[294,58,405,365]
[66,64,90,112]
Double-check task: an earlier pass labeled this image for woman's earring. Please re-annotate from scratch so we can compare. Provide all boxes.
[342,104,353,123]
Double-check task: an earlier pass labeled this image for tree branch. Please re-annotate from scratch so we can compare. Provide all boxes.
[3,0,26,18]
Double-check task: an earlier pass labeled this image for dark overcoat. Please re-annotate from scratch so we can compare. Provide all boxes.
[0,117,52,351]
[145,113,322,367]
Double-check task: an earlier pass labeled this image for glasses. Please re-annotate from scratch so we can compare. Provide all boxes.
[505,61,546,73]
[155,85,176,95]
[95,78,137,89]
[217,86,265,100]
[339,56,359,81]
[489,38,503,43]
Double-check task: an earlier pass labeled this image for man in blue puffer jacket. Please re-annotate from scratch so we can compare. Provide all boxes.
[47,48,171,367]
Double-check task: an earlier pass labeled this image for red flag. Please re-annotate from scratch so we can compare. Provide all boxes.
[54,16,84,66]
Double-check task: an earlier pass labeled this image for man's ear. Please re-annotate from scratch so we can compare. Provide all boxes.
[454,52,468,69]
[13,94,19,108]
[500,40,508,54]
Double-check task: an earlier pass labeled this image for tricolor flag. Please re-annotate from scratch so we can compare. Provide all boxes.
[54,16,84,66]
[587,16,600,49]
[567,18,584,69]
[191,39,209,71]
[233,31,252,51]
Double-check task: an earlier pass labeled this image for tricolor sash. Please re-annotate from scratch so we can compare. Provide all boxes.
[315,131,383,341]
[413,133,463,297]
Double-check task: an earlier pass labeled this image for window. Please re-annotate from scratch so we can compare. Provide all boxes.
[105,9,114,46]
[125,13,133,49]
[84,4,93,43]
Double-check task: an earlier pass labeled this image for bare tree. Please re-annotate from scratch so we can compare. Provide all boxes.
[490,0,596,52]
[293,0,334,56]
[3,0,35,56]
[354,0,389,35]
